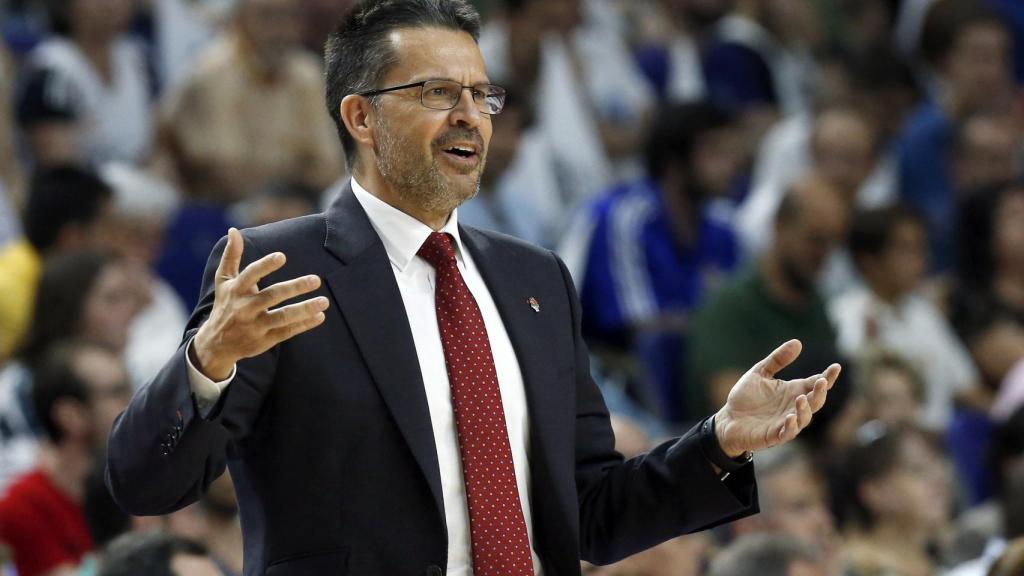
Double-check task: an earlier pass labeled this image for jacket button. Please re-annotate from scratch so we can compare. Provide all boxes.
[425,566,442,576]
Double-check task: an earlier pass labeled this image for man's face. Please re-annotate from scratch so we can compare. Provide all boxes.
[869,366,922,427]
[873,219,928,296]
[369,27,493,215]
[775,190,848,294]
[956,116,1020,191]
[692,126,744,198]
[812,112,877,199]
[760,462,838,552]
[74,347,132,450]
[947,23,1013,113]
[238,0,303,68]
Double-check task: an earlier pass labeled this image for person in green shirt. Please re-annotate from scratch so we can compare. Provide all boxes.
[689,175,851,439]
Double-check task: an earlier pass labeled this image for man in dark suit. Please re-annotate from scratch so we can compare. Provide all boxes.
[105,1,841,574]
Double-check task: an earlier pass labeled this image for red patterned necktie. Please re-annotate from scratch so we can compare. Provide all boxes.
[417,232,534,576]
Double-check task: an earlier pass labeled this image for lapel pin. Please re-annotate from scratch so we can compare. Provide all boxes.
[527,297,540,313]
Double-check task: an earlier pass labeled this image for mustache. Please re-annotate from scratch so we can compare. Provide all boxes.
[435,129,484,150]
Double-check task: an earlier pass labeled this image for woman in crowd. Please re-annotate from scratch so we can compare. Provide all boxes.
[840,423,955,576]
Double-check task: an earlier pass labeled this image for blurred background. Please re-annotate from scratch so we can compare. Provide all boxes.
[1,0,1024,574]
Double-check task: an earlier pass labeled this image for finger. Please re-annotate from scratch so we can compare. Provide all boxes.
[755,339,802,378]
[806,377,829,412]
[216,228,244,284]
[253,275,322,311]
[266,310,327,344]
[775,413,799,445]
[262,296,330,329]
[795,394,813,429]
[235,251,287,291]
[824,363,842,389]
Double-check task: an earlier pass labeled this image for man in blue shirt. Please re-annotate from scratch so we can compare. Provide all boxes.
[579,102,744,423]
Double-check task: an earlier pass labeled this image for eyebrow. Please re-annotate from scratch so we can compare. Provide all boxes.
[407,76,494,86]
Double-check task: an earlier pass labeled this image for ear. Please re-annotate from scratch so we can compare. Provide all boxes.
[340,94,376,153]
[52,398,90,441]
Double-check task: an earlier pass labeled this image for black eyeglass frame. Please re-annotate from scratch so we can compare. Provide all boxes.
[357,80,507,115]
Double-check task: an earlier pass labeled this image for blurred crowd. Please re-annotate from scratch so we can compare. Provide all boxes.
[1,0,1024,574]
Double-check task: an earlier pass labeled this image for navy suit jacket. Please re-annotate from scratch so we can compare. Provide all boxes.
[106,184,758,575]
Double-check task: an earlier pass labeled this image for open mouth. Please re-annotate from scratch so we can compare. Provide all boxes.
[443,145,478,159]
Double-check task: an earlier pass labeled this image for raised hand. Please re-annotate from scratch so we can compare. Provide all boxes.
[713,339,841,457]
[191,228,329,380]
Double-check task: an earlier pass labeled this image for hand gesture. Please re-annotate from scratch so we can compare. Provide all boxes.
[191,228,329,380]
[713,339,841,457]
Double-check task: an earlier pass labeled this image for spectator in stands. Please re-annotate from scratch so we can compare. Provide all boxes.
[0,42,23,201]
[634,0,735,104]
[738,106,881,259]
[953,112,1021,198]
[709,533,826,576]
[0,249,141,488]
[479,0,654,202]
[702,0,823,141]
[830,205,981,429]
[18,0,152,166]
[19,249,142,365]
[856,352,928,430]
[458,89,562,247]
[0,166,113,360]
[948,456,1024,576]
[898,0,1014,271]
[689,175,849,431]
[839,423,954,576]
[98,164,188,388]
[156,0,343,203]
[732,442,845,575]
[98,531,220,576]
[954,185,1024,387]
[578,102,743,422]
[0,341,132,576]
[235,179,321,229]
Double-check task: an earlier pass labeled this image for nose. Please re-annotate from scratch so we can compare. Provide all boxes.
[449,86,483,129]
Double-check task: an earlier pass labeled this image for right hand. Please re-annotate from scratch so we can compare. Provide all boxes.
[191,228,329,380]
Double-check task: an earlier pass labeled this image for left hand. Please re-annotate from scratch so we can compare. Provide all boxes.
[713,339,841,457]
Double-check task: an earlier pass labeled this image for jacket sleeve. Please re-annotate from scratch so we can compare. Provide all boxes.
[554,254,759,565]
[105,232,280,515]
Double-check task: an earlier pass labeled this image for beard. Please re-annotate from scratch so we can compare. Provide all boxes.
[374,114,485,215]
[779,251,818,297]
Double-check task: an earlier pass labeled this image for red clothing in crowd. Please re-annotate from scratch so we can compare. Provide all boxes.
[0,469,94,576]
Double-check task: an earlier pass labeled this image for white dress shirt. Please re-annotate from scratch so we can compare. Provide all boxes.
[187,178,541,575]
[828,287,979,428]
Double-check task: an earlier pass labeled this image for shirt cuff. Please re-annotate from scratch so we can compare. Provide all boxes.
[185,337,236,414]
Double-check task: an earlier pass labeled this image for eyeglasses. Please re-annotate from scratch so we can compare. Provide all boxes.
[358,79,507,115]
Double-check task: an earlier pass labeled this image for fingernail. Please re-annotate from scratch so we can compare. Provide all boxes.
[307,275,320,287]
[318,297,329,309]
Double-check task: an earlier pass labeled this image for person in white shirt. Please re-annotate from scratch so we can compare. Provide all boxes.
[23,0,152,166]
[829,204,981,429]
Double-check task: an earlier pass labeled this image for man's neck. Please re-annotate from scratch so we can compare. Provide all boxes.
[353,168,451,230]
[37,442,92,503]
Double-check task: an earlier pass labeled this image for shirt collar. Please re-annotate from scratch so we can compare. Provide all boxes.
[349,177,465,272]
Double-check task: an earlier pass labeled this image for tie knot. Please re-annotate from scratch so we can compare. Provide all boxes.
[417,232,457,270]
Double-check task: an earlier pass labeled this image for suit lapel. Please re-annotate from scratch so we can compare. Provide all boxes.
[322,184,444,522]
[459,227,563,494]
